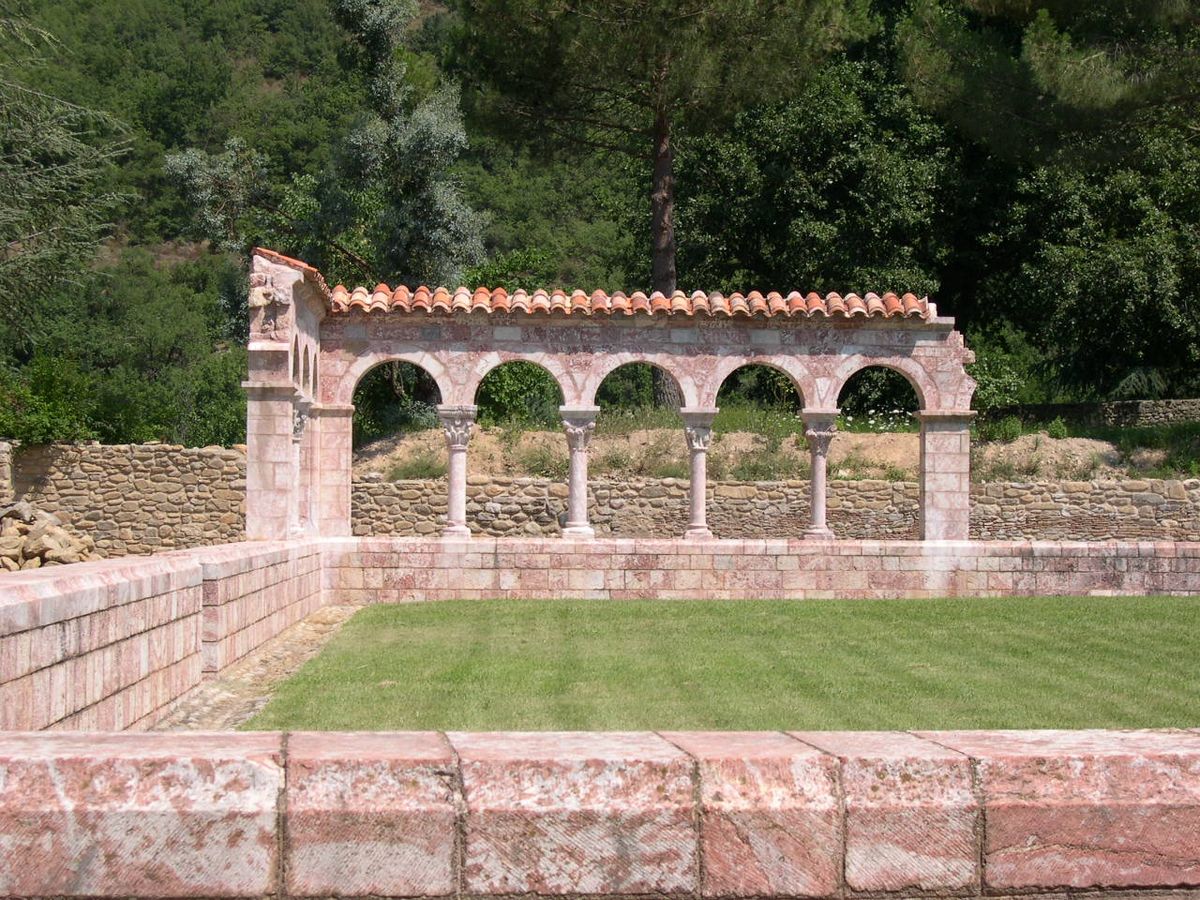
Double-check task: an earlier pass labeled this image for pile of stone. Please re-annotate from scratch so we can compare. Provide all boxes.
[0,501,100,571]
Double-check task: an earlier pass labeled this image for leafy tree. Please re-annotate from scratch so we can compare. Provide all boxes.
[455,0,874,295]
[167,0,483,287]
[898,0,1200,161]
[0,2,126,334]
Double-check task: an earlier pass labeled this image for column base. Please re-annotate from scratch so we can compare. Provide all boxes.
[684,526,714,540]
[803,525,835,540]
[441,524,471,538]
[561,525,595,539]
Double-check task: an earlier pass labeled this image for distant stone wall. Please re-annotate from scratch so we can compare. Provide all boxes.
[354,476,1200,542]
[982,398,1200,428]
[8,442,1200,553]
[12,442,245,555]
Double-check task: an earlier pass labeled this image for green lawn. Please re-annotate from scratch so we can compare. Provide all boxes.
[245,598,1200,731]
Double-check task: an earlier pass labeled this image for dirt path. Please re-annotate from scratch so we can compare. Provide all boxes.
[154,604,360,731]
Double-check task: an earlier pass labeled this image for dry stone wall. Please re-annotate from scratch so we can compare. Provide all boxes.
[983,397,1200,428]
[12,442,245,555]
[5,442,1200,551]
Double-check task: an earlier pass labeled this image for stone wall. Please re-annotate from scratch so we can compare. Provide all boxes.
[2,728,1199,900]
[354,475,1200,542]
[0,441,13,505]
[9,442,1200,550]
[11,442,245,555]
[983,397,1200,428]
[323,536,1200,602]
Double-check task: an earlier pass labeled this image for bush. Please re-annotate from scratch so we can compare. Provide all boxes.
[981,415,1023,443]
[1046,416,1069,440]
[387,450,446,480]
[517,443,568,479]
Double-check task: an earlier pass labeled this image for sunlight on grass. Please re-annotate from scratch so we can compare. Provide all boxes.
[245,597,1200,732]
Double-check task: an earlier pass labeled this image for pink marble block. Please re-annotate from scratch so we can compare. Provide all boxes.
[450,731,697,895]
[285,732,458,897]
[793,731,979,893]
[921,730,1200,891]
[662,732,841,898]
[0,732,282,897]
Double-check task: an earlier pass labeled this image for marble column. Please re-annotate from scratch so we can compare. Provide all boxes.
[438,404,477,538]
[681,408,718,539]
[560,406,600,538]
[802,410,838,539]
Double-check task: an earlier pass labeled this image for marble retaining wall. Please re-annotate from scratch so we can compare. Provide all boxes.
[1,728,1198,899]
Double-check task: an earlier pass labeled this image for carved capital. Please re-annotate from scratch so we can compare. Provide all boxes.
[292,404,310,439]
[560,406,600,452]
[438,404,477,450]
[681,408,718,453]
[802,411,838,459]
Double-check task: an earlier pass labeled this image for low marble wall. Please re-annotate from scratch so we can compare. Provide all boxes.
[1,728,1198,899]
[322,537,1200,602]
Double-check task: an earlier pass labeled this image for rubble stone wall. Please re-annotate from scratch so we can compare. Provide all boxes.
[8,443,1200,550]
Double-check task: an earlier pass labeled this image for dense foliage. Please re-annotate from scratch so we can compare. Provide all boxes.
[1,0,1197,446]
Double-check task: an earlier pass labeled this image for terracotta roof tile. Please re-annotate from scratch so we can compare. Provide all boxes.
[326,281,935,319]
[252,247,331,300]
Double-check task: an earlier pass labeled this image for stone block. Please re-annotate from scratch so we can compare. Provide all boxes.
[0,732,282,897]
[451,731,696,895]
[793,730,978,892]
[921,729,1200,891]
[664,731,840,898]
[285,732,457,897]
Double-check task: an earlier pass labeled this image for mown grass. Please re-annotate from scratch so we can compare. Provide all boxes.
[245,597,1199,732]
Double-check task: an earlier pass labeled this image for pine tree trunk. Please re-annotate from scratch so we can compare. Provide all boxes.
[650,105,682,409]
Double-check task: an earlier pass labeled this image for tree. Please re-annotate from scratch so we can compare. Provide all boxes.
[167,0,483,288]
[897,0,1200,160]
[0,1,126,335]
[455,0,874,295]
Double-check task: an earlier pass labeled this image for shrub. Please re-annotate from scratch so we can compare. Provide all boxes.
[517,443,568,479]
[387,451,446,480]
[1046,416,1069,439]
[981,415,1023,443]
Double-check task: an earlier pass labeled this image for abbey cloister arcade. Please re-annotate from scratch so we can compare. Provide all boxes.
[245,248,976,543]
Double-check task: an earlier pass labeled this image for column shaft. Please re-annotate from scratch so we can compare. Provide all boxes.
[560,406,600,538]
[681,408,717,539]
[802,410,838,540]
[438,405,476,538]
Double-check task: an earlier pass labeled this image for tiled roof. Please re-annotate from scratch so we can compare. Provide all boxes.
[329,284,932,320]
[254,248,933,320]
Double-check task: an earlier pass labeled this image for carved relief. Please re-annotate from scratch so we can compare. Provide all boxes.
[684,423,712,452]
[804,419,837,459]
[562,416,596,451]
[249,274,294,341]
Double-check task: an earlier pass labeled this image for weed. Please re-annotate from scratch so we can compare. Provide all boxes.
[1046,416,1069,440]
[517,444,568,480]
[980,415,1023,443]
[387,450,446,480]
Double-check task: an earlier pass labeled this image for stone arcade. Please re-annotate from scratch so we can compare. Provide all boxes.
[246,248,977,542]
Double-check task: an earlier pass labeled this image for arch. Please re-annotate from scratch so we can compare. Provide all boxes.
[302,346,311,396]
[465,353,575,409]
[696,355,815,409]
[473,358,565,426]
[292,335,301,385]
[336,351,455,406]
[714,361,807,410]
[583,355,697,408]
[830,356,932,412]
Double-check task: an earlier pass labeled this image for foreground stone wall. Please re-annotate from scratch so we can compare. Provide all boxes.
[8,442,1200,549]
[0,541,323,730]
[355,476,1200,541]
[11,442,245,555]
[1,728,1198,899]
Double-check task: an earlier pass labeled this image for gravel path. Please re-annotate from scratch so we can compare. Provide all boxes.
[154,604,360,730]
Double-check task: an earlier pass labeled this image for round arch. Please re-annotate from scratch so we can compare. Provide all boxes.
[472,358,566,425]
[292,336,301,385]
[830,356,933,412]
[302,346,312,396]
[696,356,815,409]
[583,355,696,408]
[336,351,455,407]
[465,353,574,410]
[714,361,808,410]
